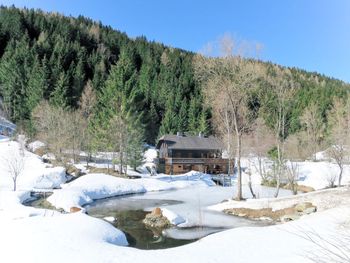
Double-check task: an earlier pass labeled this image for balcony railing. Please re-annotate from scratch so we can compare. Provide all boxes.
[155,157,229,165]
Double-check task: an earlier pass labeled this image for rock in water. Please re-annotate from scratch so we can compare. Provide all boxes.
[295,202,313,212]
[70,207,82,213]
[143,207,171,229]
[152,207,162,216]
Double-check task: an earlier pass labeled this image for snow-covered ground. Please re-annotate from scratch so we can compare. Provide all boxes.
[241,156,350,190]
[1,139,350,262]
[0,140,66,191]
[47,171,215,211]
[1,197,349,263]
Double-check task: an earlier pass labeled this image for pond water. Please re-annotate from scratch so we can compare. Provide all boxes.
[86,198,197,249]
[85,185,293,250]
[25,184,293,250]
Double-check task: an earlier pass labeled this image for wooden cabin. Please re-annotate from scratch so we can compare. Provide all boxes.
[155,132,230,175]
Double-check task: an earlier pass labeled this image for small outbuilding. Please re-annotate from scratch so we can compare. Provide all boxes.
[155,132,230,174]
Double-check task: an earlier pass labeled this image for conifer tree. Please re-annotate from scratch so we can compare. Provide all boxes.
[26,56,46,113]
[50,72,69,108]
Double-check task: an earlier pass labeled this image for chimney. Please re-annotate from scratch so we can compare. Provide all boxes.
[177,131,182,137]
[198,132,203,138]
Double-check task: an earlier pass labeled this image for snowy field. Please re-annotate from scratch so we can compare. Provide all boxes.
[0,139,350,262]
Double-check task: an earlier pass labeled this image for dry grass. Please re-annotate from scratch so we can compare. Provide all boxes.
[33,147,47,157]
[282,184,315,193]
[224,202,315,221]
[87,166,125,177]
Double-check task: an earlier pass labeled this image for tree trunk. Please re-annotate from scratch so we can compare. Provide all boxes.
[274,143,281,198]
[13,177,16,191]
[338,165,343,187]
[248,173,256,199]
[225,110,232,177]
[235,134,243,200]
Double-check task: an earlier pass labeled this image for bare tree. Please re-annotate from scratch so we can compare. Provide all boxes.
[245,117,275,184]
[194,35,264,200]
[326,170,337,188]
[285,161,299,195]
[300,102,325,160]
[284,133,311,195]
[79,80,97,166]
[326,97,350,187]
[32,101,68,163]
[264,66,297,197]
[246,160,256,198]
[300,227,350,263]
[3,147,25,191]
[32,101,85,166]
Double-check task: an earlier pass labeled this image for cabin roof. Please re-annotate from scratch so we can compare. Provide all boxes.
[156,134,224,150]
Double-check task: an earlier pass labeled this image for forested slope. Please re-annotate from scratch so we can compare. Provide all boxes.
[0,6,348,143]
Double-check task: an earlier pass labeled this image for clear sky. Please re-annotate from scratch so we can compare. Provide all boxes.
[1,0,349,82]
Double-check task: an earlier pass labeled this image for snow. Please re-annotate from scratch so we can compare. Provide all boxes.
[241,156,350,190]
[104,216,116,222]
[47,171,215,211]
[160,208,186,225]
[1,198,349,262]
[27,140,45,152]
[0,213,128,263]
[0,141,67,191]
[210,186,350,213]
[47,173,146,211]
[1,139,350,262]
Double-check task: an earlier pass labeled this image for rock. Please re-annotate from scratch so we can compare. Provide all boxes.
[69,207,82,213]
[281,214,300,222]
[143,207,171,229]
[295,202,313,212]
[152,207,162,216]
[104,216,116,222]
[259,216,273,221]
[303,206,317,214]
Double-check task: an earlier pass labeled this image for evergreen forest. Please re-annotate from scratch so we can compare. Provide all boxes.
[0,6,349,147]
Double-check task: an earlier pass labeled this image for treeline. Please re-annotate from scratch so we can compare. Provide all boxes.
[0,6,349,149]
[194,36,350,199]
[0,6,207,145]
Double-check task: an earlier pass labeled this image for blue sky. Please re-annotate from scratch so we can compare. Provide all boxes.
[1,0,349,82]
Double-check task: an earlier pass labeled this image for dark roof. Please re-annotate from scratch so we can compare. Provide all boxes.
[156,134,224,150]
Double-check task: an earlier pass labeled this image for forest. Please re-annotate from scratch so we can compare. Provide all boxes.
[0,6,349,159]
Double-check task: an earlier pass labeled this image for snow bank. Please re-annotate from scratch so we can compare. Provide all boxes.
[0,190,61,220]
[0,140,66,191]
[241,157,350,190]
[209,186,350,214]
[2,201,349,263]
[34,167,67,189]
[0,213,128,263]
[27,140,45,152]
[48,172,215,211]
[47,173,146,211]
[0,134,10,142]
[161,208,186,225]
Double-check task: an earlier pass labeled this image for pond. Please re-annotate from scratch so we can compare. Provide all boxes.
[84,185,293,250]
[85,198,197,249]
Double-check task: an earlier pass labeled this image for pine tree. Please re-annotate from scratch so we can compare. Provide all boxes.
[26,56,46,113]
[71,50,85,105]
[187,96,200,134]
[145,101,160,144]
[159,97,177,136]
[177,98,188,133]
[198,109,209,135]
[50,72,69,108]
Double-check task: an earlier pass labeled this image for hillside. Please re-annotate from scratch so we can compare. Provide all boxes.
[0,6,349,143]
